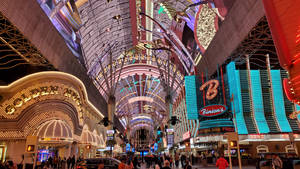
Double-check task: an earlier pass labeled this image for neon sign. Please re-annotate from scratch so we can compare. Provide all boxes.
[183,131,191,140]
[199,104,227,117]
[4,86,83,115]
[200,79,219,100]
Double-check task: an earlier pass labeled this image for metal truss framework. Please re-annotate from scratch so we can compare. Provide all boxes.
[78,0,199,135]
[225,17,280,70]
[0,12,53,70]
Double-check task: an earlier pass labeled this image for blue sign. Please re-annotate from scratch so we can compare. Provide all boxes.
[154,143,158,152]
[126,143,131,152]
[185,75,200,119]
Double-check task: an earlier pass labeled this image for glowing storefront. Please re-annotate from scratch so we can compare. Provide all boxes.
[0,72,106,163]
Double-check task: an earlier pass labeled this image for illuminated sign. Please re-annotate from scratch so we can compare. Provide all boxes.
[185,76,222,119]
[26,145,35,152]
[167,129,174,146]
[199,105,227,117]
[105,147,114,151]
[183,131,191,140]
[185,76,200,120]
[166,129,174,133]
[107,130,114,140]
[195,135,224,143]
[154,143,158,152]
[107,130,114,134]
[200,80,219,100]
[4,85,82,115]
[248,134,265,140]
[126,143,131,152]
[25,136,38,153]
[5,86,59,115]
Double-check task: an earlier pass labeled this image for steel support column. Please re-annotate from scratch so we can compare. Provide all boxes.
[108,96,116,130]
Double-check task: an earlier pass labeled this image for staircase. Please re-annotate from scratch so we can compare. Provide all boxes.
[239,70,257,134]
[281,70,300,132]
[260,70,280,133]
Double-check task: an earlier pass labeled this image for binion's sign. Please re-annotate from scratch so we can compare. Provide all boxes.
[199,105,227,117]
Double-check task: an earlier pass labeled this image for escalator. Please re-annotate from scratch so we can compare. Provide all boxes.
[239,70,257,134]
[260,70,280,133]
[281,70,300,132]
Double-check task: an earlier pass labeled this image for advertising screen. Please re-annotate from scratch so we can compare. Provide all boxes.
[167,129,174,146]
[107,130,114,140]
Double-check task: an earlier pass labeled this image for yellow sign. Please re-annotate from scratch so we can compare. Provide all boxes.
[25,136,38,153]
[26,145,35,152]
[4,85,82,115]
[5,86,59,115]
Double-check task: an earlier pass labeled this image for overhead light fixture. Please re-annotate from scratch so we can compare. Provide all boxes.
[113,15,121,20]
[128,96,153,104]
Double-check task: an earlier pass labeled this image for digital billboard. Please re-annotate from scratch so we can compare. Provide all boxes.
[184,75,200,120]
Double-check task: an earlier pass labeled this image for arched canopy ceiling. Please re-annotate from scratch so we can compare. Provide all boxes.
[37,0,229,134]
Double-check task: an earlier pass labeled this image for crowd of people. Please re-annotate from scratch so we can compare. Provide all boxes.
[38,155,78,169]
[115,153,193,169]
[0,155,82,169]
[0,152,288,169]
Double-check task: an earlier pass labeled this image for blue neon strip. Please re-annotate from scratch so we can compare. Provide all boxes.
[192,120,196,137]
[226,62,248,134]
[250,70,270,133]
[296,105,300,111]
[199,119,234,129]
[194,120,199,137]
[181,101,187,132]
[271,70,292,132]
[185,76,199,119]
[296,105,300,120]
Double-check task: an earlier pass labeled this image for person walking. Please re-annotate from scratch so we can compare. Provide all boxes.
[180,154,186,168]
[184,159,192,169]
[53,156,58,169]
[118,158,126,169]
[216,154,228,169]
[175,153,179,168]
[67,157,71,169]
[48,156,53,169]
[161,160,171,169]
[132,156,140,169]
[272,154,283,169]
[62,157,66,169]
[71,155,75,169]
[154,159,161,169]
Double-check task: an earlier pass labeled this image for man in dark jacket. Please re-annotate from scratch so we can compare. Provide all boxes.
[180,154,186,168]
[132,156,140,169]
[71,155,76,169]
[67,157,71,169]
